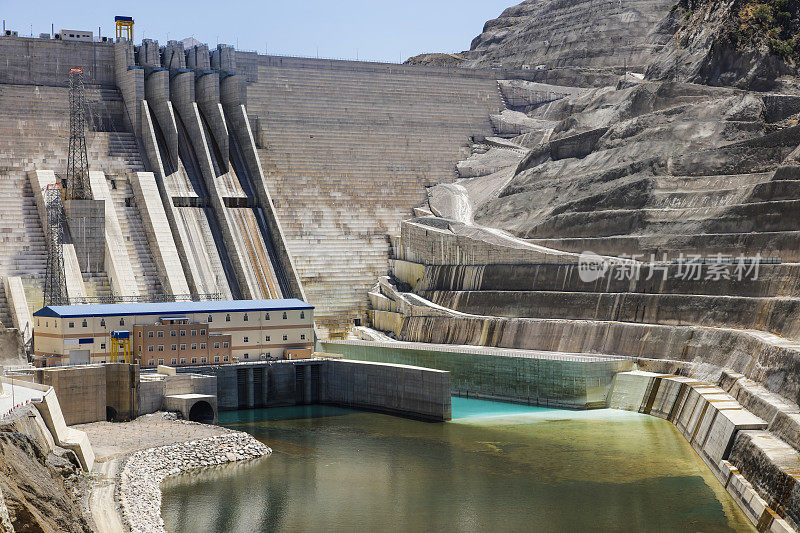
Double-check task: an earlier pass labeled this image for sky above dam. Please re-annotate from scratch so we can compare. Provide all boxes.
[0,0,516,62]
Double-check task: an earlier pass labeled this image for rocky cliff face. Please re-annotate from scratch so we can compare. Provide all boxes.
[645,0,799,91]
[0,407,92,532]
[463,0,677,72]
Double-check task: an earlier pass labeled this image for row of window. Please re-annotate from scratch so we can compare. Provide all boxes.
[61,310,306,329]
[145,329,206,338]
[145,341,224,352]
[90,333,307,353]
[210,311,304,322]
[145,355,229,366]
[241,333,306,342]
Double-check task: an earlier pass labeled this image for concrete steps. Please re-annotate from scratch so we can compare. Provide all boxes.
[247,63,503,336]
[109,178,164,298]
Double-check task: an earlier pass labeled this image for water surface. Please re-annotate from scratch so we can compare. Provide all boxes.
[161,398,755,532]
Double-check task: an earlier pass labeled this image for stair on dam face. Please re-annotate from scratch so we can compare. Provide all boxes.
[82,273,112,300]
[247,62,504,336]
[0,171,47,320]
[109,177,164,299]
[0,84,145,175]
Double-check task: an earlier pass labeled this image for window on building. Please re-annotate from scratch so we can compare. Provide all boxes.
[158,345,164,352]
[300,334,306,340]
[191,357,197,364]
[120,318,125,326]
[223,356,229,362]
[243,313,248,322]
[171,344,177,351]
[191,330,197,336]
[265,335,271,342]
[300,311,305,319]
[214,342,220,349]
[207,315,213,322]
[265,312,270,320]
[158,359,164,365]
[283,335,288,341]
[100,319,106,326]
[148,331,154,338]
[148,346,154,352]
[223,341,229,348]
[171,358,177,365]
[200,329,206,335]
[214,356,220,363]
[200,343,206,349]
[180,344,186,350]
[36,319,39,327]
[180,330,186,337]
[201,357,207,363]
[191,343,197,350]
[282,312,287,320]
[170,330,176,337]
[157,331,164,338]
[244,353,249,359]
[225,314,231,322]
[138,331,142,338]
[243,336,249,343]
[180,358,186,364]
[100,343,106,350]
[81,319,87,327]
[148,360,154,366]
[68,322,74,328]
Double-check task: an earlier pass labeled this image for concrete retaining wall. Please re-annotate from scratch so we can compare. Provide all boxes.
[320,359,450,421]
[322,339,633,409]
[608,371,797,532]
[177,358,452,420]
[19,364,139,425]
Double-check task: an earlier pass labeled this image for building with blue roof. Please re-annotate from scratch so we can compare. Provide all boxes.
[33,299,315,368]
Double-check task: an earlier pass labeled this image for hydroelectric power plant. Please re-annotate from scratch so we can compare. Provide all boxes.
[1,1,800,530]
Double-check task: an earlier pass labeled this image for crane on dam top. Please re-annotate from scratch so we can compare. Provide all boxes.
[115,16,134,42]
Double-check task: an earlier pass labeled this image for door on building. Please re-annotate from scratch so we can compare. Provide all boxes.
[69,349,90,365]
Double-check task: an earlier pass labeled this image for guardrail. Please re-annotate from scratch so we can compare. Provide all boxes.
[49,292,224,306]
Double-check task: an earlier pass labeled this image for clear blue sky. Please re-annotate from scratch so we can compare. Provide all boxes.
[0,0,515,62]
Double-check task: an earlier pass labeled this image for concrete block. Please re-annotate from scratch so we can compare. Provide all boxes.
[4,276,32,342]
[88,171,139,297]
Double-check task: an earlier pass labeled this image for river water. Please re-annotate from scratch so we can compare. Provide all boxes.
[161,398,755,532]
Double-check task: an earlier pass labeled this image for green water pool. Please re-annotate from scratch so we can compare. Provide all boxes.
[160,398,756,532]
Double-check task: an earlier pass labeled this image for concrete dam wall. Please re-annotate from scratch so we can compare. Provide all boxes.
[322,339,633,409]
[238,53,506,336]
[0,36,514,342]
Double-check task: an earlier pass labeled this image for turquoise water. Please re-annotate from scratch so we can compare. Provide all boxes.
[161,398,755,532]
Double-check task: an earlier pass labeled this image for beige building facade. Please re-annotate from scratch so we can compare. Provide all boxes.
[33,299,314,367]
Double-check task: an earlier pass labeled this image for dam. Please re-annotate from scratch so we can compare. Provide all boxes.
[1,2,800,531]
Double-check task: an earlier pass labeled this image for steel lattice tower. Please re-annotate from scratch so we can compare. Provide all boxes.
[66,67,90,200]
[43,184,67,306]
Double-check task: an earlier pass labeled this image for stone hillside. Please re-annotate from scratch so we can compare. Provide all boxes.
[463,0,676,72]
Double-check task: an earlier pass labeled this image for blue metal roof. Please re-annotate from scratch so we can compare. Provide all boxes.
[33,299,313,318]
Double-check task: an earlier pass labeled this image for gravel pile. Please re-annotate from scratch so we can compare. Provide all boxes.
[117,432,271,532]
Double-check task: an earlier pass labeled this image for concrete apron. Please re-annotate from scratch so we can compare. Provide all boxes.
[608,371,793,533]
